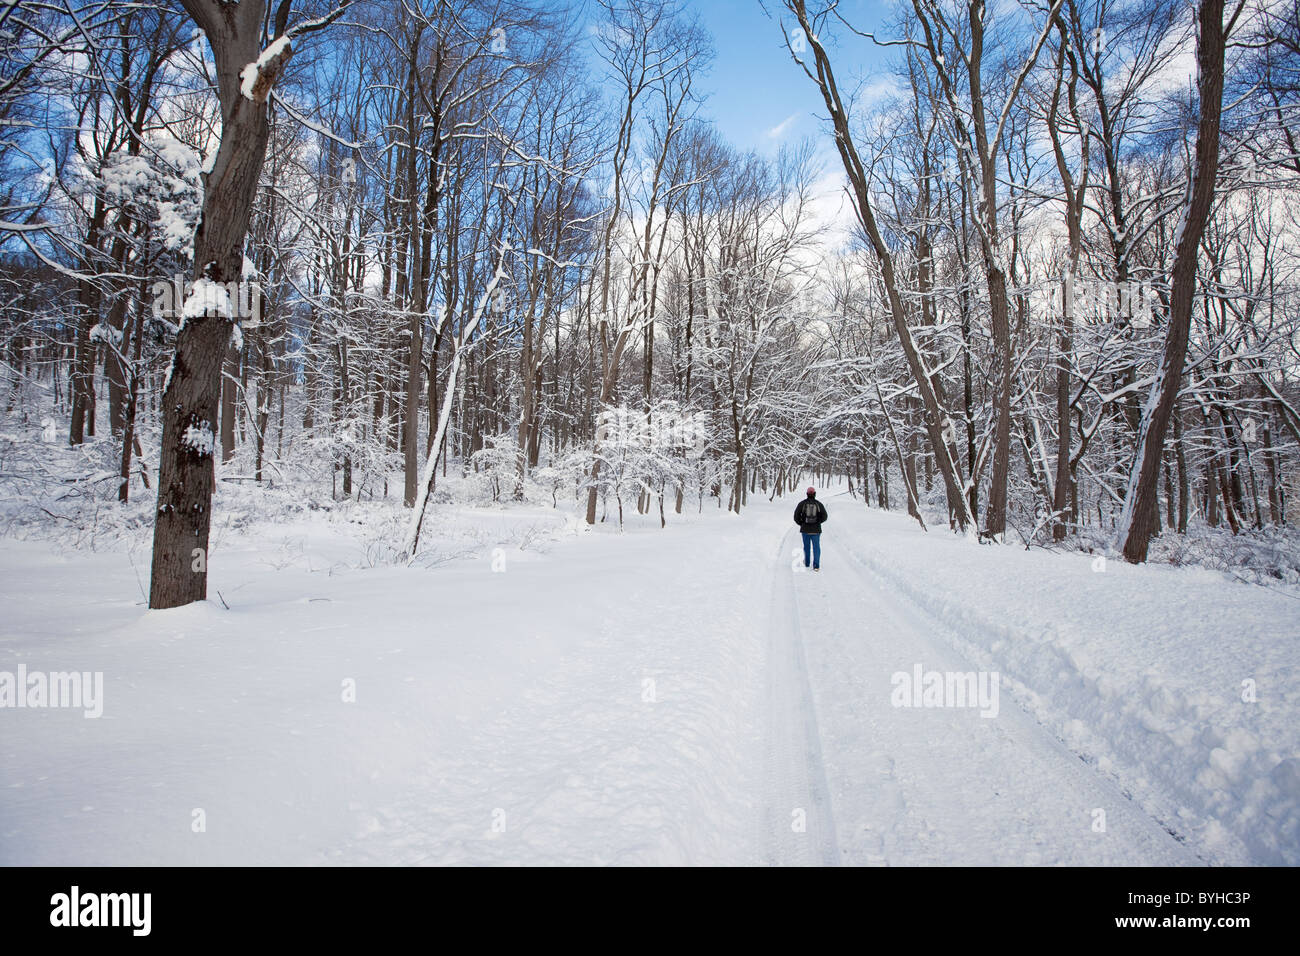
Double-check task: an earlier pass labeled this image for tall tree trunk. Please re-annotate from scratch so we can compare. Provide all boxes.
[149,0,294,608]
[118,289,147,503]
[1119,0,1225,563]
[785,0,974,531]
[69,252,103,445]
[1174,405,1189,532]
[220,345,237,464]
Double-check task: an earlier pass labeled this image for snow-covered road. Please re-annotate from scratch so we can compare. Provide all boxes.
[2,493,1294,865]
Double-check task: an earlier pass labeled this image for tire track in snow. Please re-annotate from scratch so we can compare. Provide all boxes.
[761,527,840,866]
[809,515,1202,865]
[837,533,1218,862]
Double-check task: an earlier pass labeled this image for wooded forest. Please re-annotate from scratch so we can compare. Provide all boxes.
[2,0,1297,607]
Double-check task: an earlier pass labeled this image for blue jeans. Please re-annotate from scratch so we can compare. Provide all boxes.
[801,532,821,569]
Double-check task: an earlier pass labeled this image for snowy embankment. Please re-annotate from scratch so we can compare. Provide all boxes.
[841,507,1300,865]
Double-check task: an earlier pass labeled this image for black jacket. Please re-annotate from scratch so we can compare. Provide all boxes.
[794,497,828,534]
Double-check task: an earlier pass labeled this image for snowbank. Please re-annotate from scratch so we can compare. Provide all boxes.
[842,508,1300,865]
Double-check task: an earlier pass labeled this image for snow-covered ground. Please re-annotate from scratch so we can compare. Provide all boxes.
[1,487,1296,865]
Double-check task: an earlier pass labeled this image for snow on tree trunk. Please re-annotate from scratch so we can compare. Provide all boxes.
[149,0,293,609]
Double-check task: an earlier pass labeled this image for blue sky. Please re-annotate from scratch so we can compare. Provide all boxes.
[683,0,898,247]
[692,0,893,154]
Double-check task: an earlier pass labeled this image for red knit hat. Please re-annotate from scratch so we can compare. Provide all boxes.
[806,487,815,495]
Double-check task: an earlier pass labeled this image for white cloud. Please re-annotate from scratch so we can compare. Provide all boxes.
[766,112,800,140]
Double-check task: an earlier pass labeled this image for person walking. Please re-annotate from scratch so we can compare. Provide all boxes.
[794,486,828,571]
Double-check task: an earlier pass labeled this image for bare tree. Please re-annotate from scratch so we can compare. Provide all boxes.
[149,0,349,608]
[1118,0,1234,562]
[781,0,976,531]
